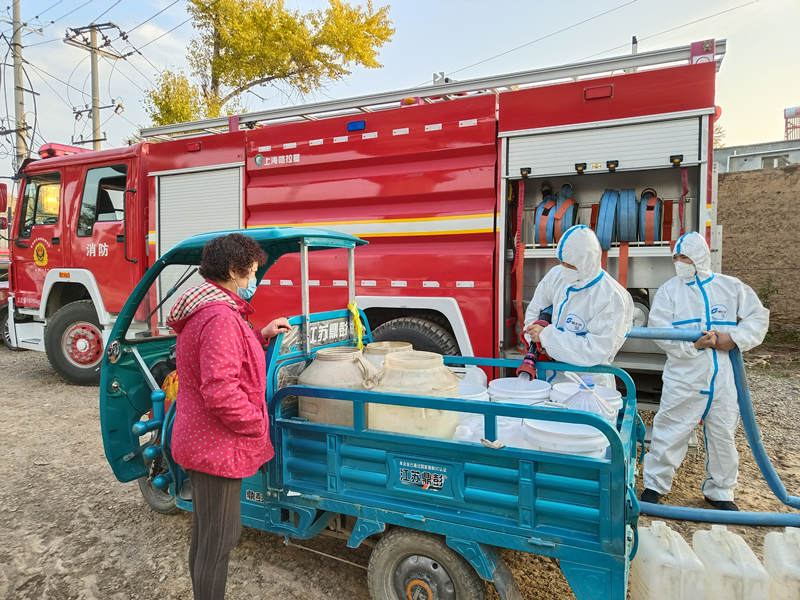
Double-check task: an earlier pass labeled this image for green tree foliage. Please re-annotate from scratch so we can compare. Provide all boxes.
[145,0,394,126]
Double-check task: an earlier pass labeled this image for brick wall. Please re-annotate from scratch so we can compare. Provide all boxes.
[718,165,800,326]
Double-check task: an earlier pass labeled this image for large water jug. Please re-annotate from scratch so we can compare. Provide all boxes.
[363,341,413,368]
[693,525,769,599]
[629,520,704,600]
[764,527,800,600]
[368,351,460,438]
[298,347,375,427]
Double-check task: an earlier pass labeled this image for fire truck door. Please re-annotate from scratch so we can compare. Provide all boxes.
[70,164,134,314]
[13,172,64,309]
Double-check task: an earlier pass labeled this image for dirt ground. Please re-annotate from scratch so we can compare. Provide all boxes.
[1,347,798,600]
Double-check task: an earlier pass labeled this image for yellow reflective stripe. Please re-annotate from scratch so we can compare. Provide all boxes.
[248,212,494,228]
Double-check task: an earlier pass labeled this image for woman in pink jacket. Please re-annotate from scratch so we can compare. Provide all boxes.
[166,233,290,600]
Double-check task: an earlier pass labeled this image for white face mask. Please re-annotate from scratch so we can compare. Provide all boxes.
[561,265,581,286]
[674,261,697,281]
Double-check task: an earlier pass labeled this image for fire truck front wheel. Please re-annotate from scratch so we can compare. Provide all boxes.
[44,300,103,385]
[372,317,459,356]
[1,304,23,351]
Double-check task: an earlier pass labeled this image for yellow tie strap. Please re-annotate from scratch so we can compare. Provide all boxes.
[347,301,364,350]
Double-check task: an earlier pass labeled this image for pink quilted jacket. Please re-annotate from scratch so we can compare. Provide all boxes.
[167,281,274,478]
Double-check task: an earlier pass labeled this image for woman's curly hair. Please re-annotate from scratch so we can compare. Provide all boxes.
[199,233,267,282]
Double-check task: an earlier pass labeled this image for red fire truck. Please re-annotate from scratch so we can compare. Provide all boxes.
[2,40,724,385]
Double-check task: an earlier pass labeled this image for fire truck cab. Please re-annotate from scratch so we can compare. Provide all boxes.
[4,40,725,386]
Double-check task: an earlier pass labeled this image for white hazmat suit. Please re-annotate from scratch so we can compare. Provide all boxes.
[524,225,634,388]
[643,232,769,501]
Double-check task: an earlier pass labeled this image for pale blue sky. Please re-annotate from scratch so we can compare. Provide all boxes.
[2,0,796,179]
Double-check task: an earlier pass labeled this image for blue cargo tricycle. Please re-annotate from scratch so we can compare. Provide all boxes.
[100,228,643,600]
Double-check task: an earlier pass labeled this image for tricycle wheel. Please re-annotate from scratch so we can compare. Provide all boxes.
[368,529,485,600]
[137,455,178,515]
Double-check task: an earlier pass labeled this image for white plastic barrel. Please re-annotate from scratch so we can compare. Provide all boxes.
[369,351,460,438]
[693,525,769,599]
[521,418,609,458]
[764,527,800,600]
[449,365,489,388]
[488,377,551,405]
[629,520,704,600]
[363,341,413,368]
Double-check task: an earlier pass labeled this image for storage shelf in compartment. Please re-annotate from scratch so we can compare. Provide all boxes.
[506,244,674,260]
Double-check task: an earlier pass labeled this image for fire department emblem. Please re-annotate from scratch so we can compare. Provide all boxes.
[254,153,264,167]
[33,242,48,267]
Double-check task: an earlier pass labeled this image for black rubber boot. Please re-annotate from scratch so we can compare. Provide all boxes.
[640,488,661,504]
[704,496,739,511]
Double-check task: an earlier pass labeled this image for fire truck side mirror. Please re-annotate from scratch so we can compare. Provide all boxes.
[0,182,7,213]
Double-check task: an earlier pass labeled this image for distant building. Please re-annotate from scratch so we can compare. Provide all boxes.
[715,139,800,173]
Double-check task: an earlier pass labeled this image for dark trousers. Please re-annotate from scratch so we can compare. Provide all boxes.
[187,470,243,600]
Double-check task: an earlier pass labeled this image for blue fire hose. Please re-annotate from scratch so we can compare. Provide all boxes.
[616,189,638,242]
[596,189,619,250]
[629,326,800,525]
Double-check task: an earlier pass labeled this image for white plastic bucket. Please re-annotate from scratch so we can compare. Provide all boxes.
[488,377,551,406]
[522,418,609,458]
[450,365,488,388]
[459,381,490,401]
[550,382,623,424]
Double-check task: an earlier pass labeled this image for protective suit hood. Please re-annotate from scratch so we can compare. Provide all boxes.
[557,225,602,285]
[675,232,712,280]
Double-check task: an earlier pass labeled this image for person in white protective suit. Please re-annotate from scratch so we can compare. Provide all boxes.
[641,231,769,511]
[524,225,634,389]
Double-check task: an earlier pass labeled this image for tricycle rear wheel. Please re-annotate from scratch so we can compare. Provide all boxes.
[368,528,485,600]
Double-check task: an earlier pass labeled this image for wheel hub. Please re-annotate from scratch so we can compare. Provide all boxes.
[62,321,103,368]
[394,555,455,600]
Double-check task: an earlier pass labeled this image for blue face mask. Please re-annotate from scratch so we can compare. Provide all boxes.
[237,277,258,300]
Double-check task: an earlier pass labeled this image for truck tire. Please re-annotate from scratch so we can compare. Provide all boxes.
[138,455,178,515]
[1,305,23,351]
[44,300,103,385]
[368,528,486,600]
[372,317,459,356]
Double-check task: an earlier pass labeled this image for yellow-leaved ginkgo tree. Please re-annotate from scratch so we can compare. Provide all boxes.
[145,0,394,126]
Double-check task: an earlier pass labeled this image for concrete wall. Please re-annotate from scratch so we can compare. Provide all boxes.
[715,140,800,173]
[718,165,800,325]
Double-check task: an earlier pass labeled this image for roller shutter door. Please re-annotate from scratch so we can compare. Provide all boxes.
[157,167,242,320]
[506,117,702,177]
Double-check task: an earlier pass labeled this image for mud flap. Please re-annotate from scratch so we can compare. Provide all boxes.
[444,538,523,600]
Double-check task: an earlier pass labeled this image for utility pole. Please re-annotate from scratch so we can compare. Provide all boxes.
[64,23,124,151]
[12,0,27,168]
[90,26,100,151]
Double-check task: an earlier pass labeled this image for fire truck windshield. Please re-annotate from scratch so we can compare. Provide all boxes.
[19,173,61,238]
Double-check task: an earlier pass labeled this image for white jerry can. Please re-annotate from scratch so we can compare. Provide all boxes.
[764,527,800,600]
[693,524,769,599]
[629,520,704,599]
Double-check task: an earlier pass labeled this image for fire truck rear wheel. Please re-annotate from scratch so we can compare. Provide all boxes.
[372,317,459,356]
[44,300,103,386]
[367,528,485,600]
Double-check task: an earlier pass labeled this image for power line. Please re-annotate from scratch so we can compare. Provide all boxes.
[93,0,123,24]
[102,55,146,93]
[34,1,66,20]
[578,0,760,61]
[53,0,95,25]
[408,0,638,88]
[23,59,89,97]
[123,0,180,37]
[137,16,191,50]
[443,0,638,81]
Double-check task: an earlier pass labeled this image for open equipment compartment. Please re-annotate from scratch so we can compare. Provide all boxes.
[497,59,722,377]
